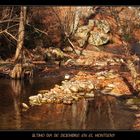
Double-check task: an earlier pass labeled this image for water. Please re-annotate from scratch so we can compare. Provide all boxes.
[0,77,136,130]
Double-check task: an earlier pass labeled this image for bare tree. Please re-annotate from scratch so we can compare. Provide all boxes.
[14,6,27,62]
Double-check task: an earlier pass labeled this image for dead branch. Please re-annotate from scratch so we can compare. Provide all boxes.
[0,19,19,24]
[4,30,17,41]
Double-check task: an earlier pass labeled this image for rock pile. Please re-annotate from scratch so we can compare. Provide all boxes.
[29,80,95,106]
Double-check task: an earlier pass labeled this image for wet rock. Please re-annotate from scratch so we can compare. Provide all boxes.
[135,113,140,118]
[72,95,79,101]
[47,99,52,103]
[85,91,95,98]
[41,98,48,103]
[29,80,95,106]
[100,88,122,97]
[129,105,139,111]
[126,99,134,105]
[126,98,140,105]
[29,95,43,106]
[69,85,79,93]
[64,74,70,80]
[63,97,73,105]
[37,94,43,99]
[22,103,29,110]
[29,95,37,101]
[63,100,72,105]
[55,98,63,104]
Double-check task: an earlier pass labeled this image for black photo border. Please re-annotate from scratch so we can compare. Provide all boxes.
[0,0,140,139]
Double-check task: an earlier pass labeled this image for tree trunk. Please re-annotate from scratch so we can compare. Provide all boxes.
[14,6,27,62]
[10,6,27,80]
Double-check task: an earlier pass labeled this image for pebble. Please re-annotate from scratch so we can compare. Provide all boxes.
[107,84,116,88]
[129,105,139,110]
[97,76,105,80]
[85,92,95,98]
[64,74,70,80]
[22,103,29,109]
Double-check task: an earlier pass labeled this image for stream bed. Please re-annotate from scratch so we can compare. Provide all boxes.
[0,76,137,130]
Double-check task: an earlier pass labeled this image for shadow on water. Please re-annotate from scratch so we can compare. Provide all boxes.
[0,77,136,130]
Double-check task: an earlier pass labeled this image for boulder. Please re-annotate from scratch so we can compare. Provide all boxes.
[88,31,110,46]
[95,20,110,33]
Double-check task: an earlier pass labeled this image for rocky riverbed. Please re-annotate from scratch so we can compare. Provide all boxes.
[26,49,137,108]
[29,79,95,106]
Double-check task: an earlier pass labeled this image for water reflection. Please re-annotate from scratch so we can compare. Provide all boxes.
[0,78,136,130]
[0,79,23,129]
[22,95,135,130]
[10,80,23,129]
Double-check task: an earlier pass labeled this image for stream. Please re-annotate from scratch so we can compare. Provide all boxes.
[0,75,136,130]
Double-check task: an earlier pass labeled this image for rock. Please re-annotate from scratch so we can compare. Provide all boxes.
[75,25,90,47]
[109,62,117,66]
[63,46,73,52]
[97,76,105,80]
[107,84,116,88]
[72,95,79,101]
[95,20,110,33]
[88,31,109,46]
[94,61,107,66]
[22,103,29,110]
[78,92,85,96]
[95,71,107,76]
[29,80,98,106]
[37,94,43,99]
[63,97,73,105]
[74,19,110,47]
[88,19,95,28]
[126,98,140,105]
[63,88,72,94]
[85,92,95,98]
[63,100,72,105]
[39,90,49,94]
[126,99,134,105]
[47,99,52,103]
[44,47,64,62]
[69,85,79,93]
[41,98,48,103]
[29,95,37,101]
[106,74,118,79]
[87,83,94,90]
[29,99,42,106]
[101,88,122,97]
[64,74,70,80]
[79,83,86,90]
[55,98,63,104]
[64,59,75,65]
[129,105,139,110]
[135,113,140,118]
